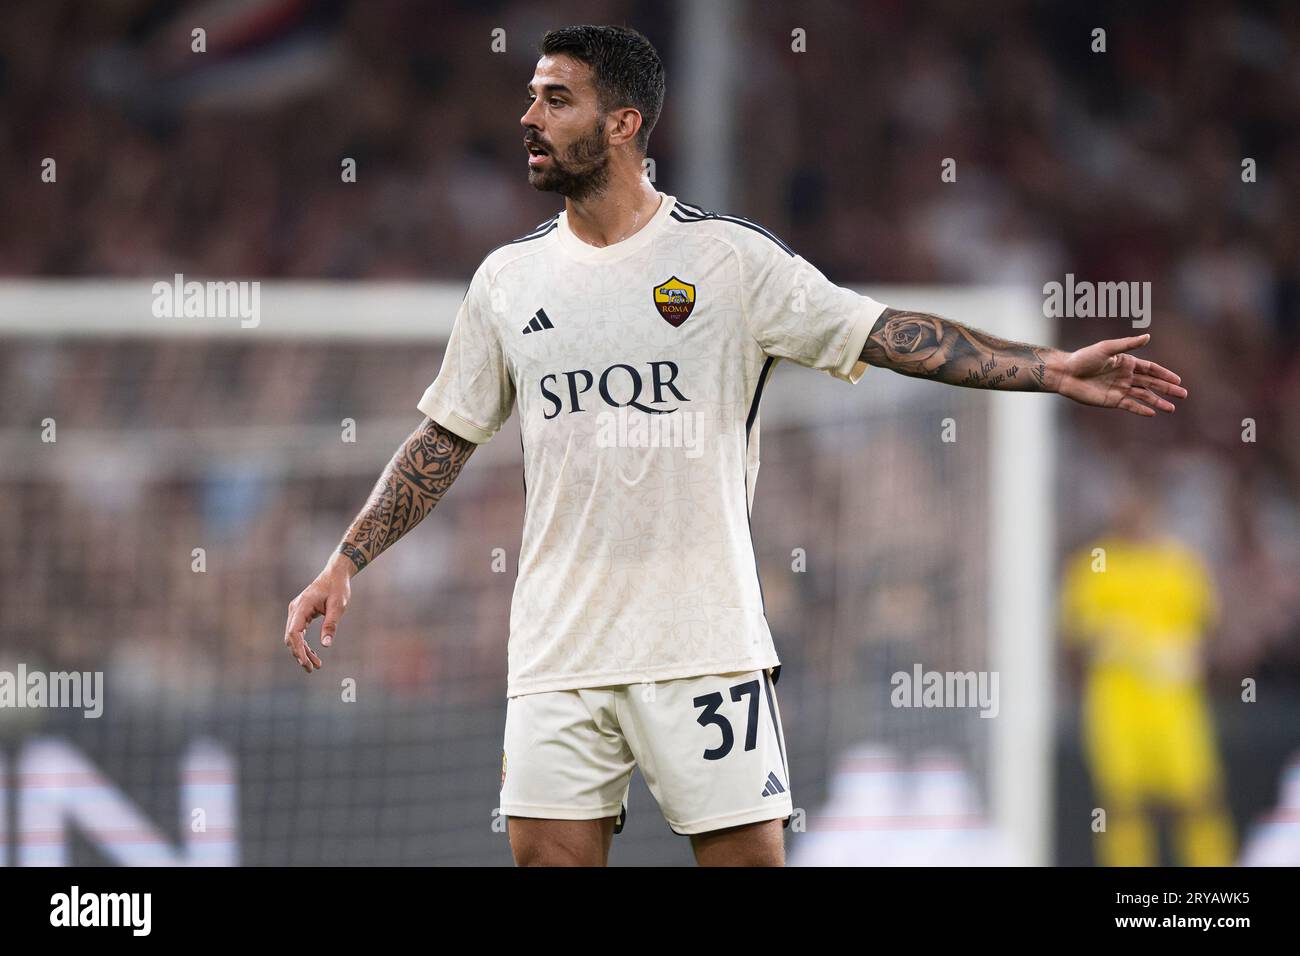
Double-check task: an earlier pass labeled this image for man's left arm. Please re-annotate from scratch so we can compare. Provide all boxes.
[859,308,1187,417]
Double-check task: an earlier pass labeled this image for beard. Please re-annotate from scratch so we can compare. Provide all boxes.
[526,119,611,201]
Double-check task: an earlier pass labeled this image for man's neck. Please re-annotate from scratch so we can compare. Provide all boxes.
[564,176,662,248]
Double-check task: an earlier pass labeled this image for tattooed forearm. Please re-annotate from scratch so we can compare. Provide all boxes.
[860,308,1061,392]
[337,417,477,573]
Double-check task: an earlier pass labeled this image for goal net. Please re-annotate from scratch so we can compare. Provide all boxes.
[0,280,1051,866]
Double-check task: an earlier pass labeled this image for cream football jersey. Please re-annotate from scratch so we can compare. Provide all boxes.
[419,193,886,696]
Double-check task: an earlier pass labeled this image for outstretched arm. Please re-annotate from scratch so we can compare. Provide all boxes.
[283,416,477,673]
[860,308,1187,416]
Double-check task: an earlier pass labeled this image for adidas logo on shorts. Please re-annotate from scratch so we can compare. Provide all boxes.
[760,770,786,798]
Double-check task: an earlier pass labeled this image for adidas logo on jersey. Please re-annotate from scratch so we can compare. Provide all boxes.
[761,771,786,798]
[521,308,554,334]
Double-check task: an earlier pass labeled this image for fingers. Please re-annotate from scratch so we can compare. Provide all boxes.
[284,599,324,674]
[1117,396,1157,417]
[1129,385,1175,413]
[1133,373,1187,399]
[1117,381,1177,416]
[1135,358,1182,386]
[320,595,345,649]
[291,635,320,673]
[1100,333,1151,357]
[283,603,310,658]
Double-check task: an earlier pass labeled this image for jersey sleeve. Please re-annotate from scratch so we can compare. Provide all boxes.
[737,228,887,384]
[417,263,515,444]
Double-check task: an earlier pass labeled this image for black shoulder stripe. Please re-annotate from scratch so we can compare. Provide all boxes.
[509,216,559,245]
[484,216,558,259]
[670,201,796,257]
[463,216,558,297]
[674,199,710,218]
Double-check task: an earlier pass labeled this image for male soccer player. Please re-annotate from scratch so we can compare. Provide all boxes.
[283,25,1187,866]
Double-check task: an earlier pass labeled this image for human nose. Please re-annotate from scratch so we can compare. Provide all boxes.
[521,98,543,130]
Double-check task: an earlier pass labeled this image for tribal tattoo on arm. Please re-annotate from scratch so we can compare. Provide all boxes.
[337,417,477,573]
[860,308,1061,392]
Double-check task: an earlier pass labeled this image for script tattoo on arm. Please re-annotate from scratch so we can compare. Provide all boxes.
[337,417,477,573]
[860,308,1058,391]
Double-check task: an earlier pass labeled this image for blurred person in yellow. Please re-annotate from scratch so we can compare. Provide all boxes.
[1060,489,1234,866]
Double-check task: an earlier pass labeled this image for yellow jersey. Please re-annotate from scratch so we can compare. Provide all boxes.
[1060,536,1218,686]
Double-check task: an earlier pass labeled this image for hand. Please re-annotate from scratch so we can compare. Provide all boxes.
[283,554,354,674]
[1052,333,1187,417]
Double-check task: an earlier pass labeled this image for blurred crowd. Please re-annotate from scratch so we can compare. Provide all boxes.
[738,0,1300,684]
[2,0,1298,686]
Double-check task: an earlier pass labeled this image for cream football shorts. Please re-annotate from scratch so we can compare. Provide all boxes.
[500,668,792,835]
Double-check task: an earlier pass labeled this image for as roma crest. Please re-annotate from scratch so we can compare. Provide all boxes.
[653,276,696,327]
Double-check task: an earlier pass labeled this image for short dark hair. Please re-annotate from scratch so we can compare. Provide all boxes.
[539,25,665,153]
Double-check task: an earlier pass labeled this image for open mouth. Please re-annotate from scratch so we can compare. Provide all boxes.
[525,140,550,167]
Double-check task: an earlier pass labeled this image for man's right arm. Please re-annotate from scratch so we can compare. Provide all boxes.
[337,415,478,573]
[283,416,477,672]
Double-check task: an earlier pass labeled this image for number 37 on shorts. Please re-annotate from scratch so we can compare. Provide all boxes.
[499,668,792,835]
